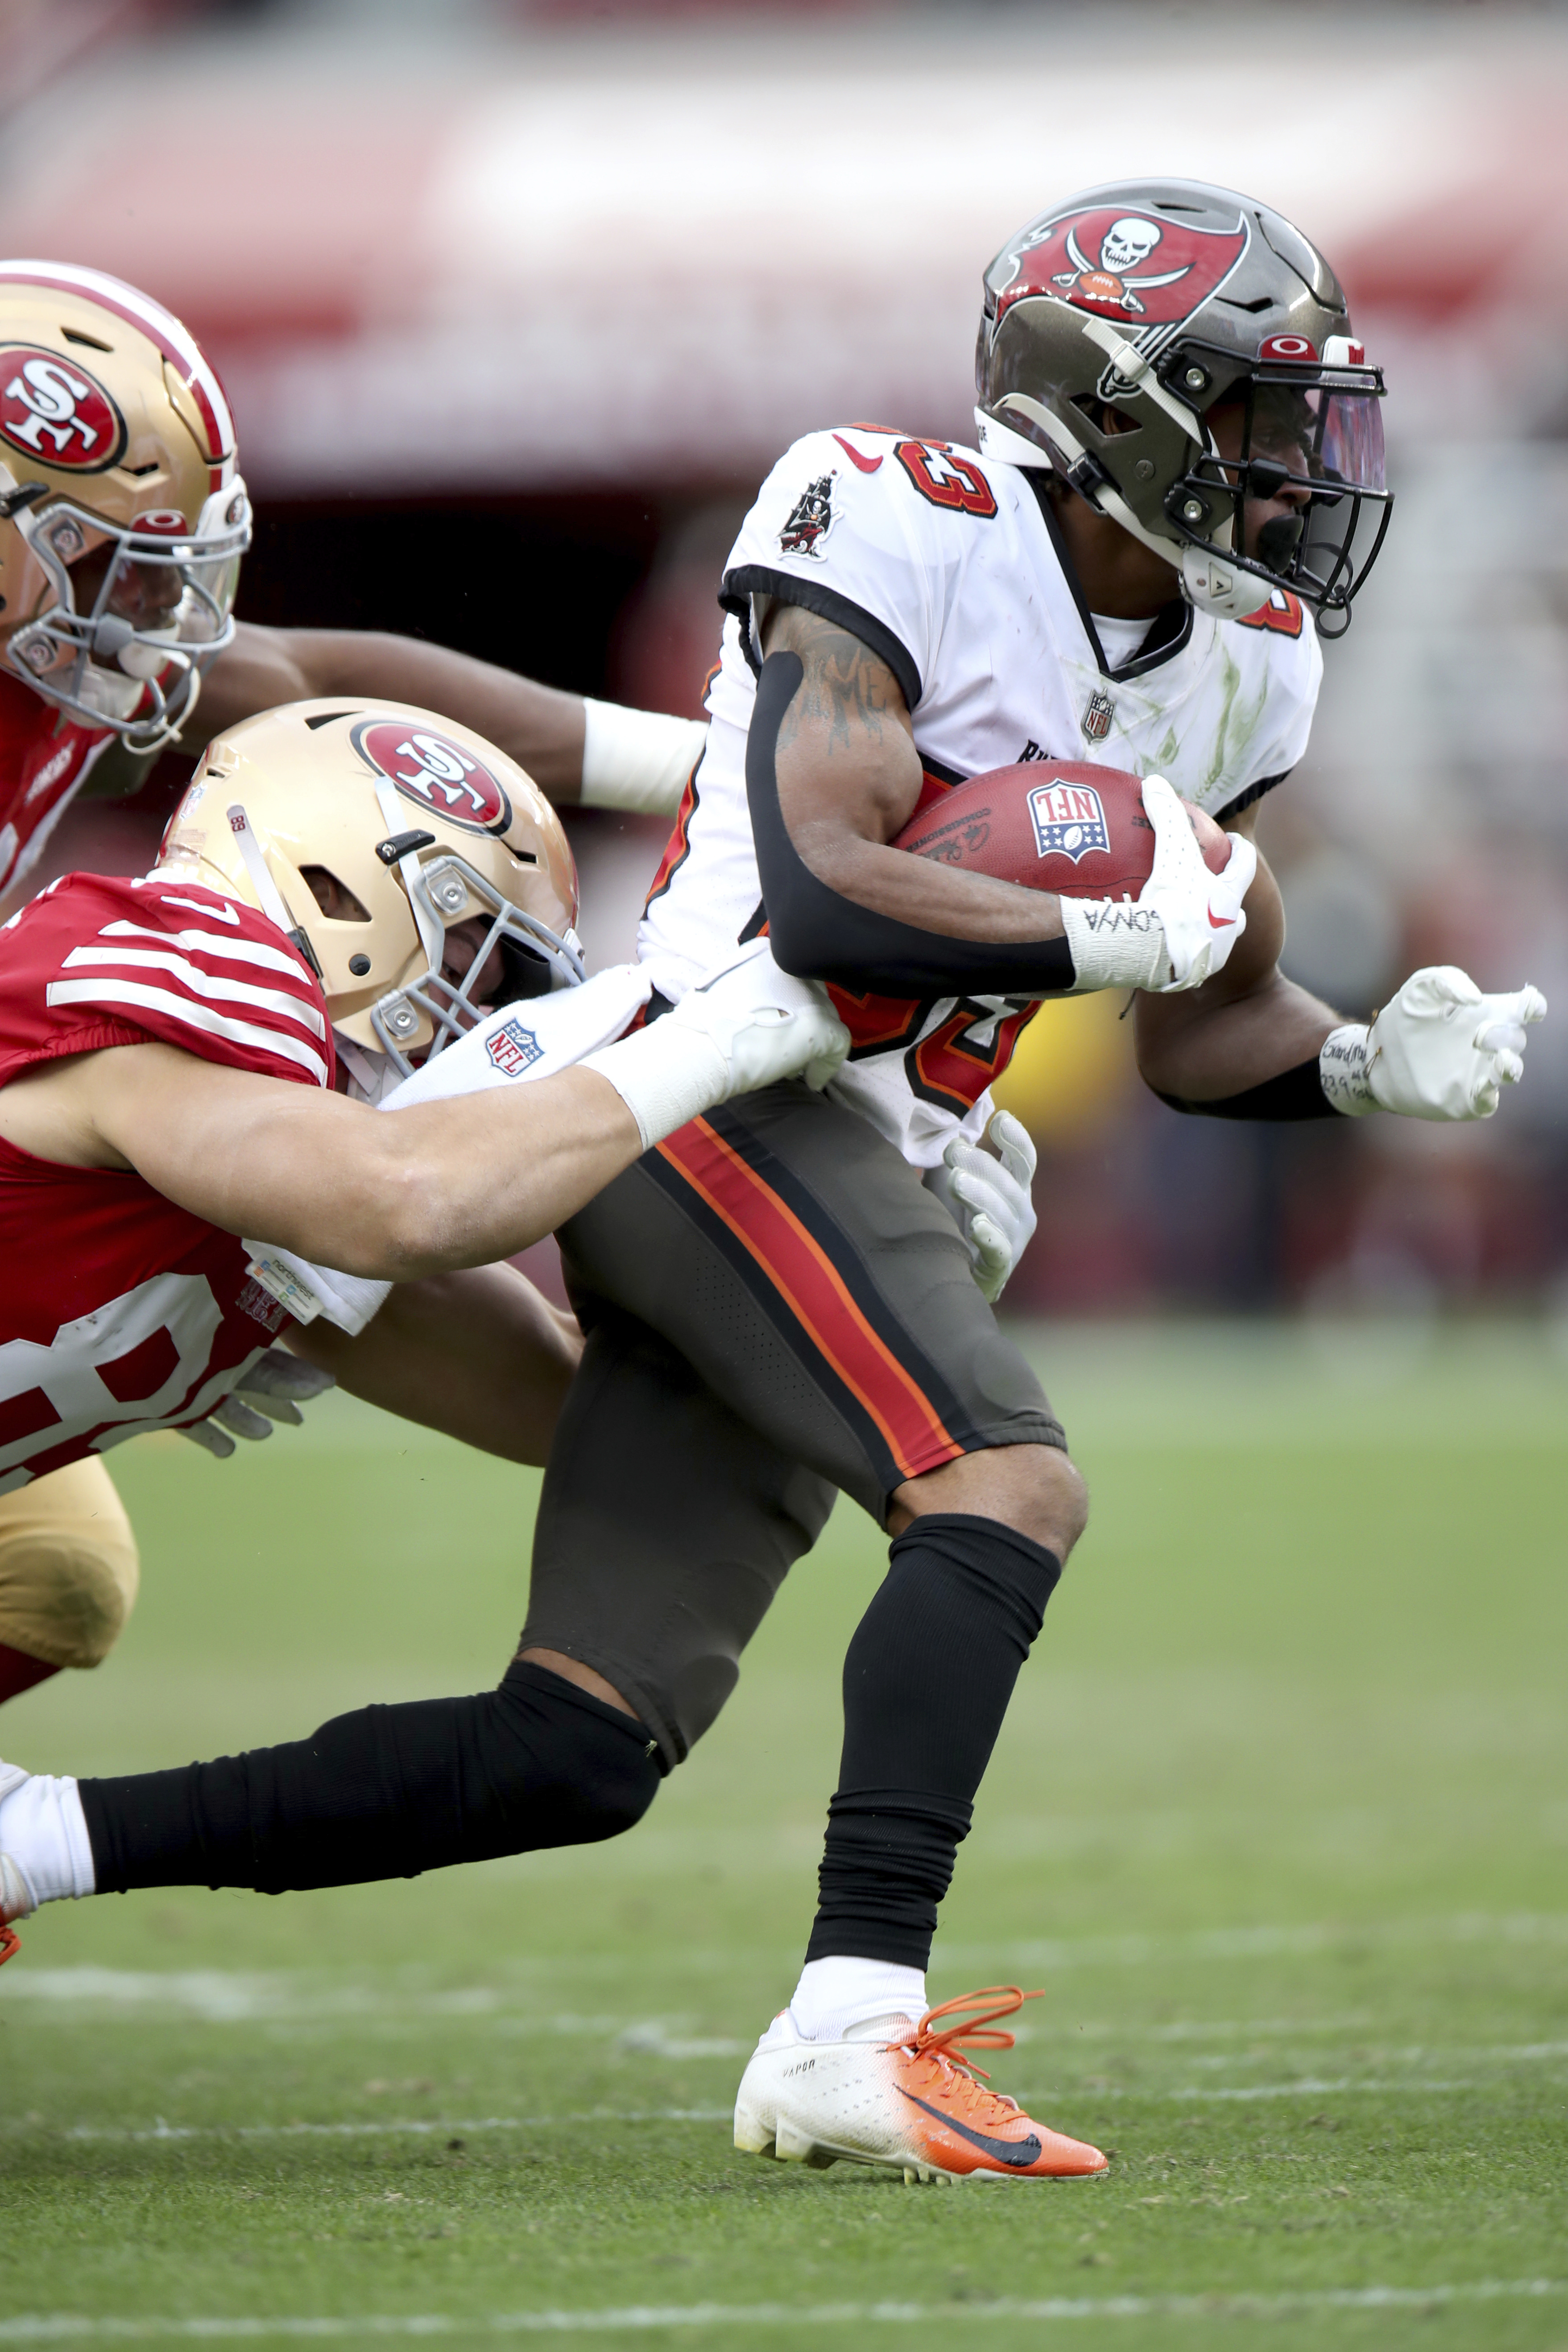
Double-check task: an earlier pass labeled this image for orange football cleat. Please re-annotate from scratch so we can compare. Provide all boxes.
[734,1984,1107,2183]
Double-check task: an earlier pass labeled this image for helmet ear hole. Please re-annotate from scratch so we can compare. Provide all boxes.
[300,864,371,922]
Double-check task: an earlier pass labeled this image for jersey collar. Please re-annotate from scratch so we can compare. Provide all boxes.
[1024,472,1194,683]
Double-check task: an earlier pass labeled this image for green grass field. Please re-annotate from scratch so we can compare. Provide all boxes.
[1,1320,1566,2350]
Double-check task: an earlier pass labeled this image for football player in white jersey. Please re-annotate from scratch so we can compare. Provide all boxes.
[0,195,1543,2186]
[527,178,1542,2179]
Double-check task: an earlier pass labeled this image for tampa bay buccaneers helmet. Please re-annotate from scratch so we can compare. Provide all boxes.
[0,260,249,748]
[974,179,1391,629]
[155,699,584,1079]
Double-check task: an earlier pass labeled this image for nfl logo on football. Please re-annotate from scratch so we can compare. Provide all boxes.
[484,1017,544,1078]
[1028,781,1110,864]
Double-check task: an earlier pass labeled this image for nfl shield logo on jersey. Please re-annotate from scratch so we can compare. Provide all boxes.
[485,1017,544,1078]
[1028,780,1110,864]
[1081,689,1115,743]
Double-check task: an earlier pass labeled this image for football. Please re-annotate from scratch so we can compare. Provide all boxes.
[891,759,1228,897]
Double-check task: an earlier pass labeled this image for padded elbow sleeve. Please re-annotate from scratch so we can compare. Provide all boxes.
[1155,1055,1338,1121]
[746,652,1075,998]
[79,1661,659,1896]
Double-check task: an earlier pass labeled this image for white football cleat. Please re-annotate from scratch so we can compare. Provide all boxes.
[733,1985,1107,2184]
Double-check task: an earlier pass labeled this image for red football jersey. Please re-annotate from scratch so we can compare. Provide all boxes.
[0,671,116,899]
[0,870,336,1490]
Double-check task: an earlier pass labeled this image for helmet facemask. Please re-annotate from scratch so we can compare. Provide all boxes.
[1161,352,1391,634]
[2,476,249,749]
[366,827,585,1075]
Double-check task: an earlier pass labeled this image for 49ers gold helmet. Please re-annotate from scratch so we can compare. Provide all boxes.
[155,699,583,1078]
[0,261,249,748]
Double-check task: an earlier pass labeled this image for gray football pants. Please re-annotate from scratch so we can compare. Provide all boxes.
[518,1082,1063,1768]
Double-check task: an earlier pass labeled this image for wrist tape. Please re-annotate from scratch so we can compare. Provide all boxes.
[1320,1023,1376,1116]
[580,700,707,816]
[581,1019,729,1151]
[1058,896,1169,993]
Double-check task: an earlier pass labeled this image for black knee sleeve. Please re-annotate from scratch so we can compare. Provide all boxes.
[79,1661,659,1896]
[806,1513,1061,1970]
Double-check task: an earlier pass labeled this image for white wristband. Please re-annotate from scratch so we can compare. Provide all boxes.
[580,699,708,817]
[1058,896,1169,993]
[581,1020,728,1151]
[1320,1023,1376,1116]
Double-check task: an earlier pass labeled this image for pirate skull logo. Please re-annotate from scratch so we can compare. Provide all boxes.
[1053,215,1190,318]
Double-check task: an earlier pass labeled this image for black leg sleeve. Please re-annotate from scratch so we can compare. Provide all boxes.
[805,1513,1062,1971]
[79,1660,659,1896]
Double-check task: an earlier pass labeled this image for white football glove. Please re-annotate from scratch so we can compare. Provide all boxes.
[581,940,851,1150]
[179,1348,336,1459]
[1321,967,1548,1121]
[925,1109,1038,1304]
[1058,776,1257,996]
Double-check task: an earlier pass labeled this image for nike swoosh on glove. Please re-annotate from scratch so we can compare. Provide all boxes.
[1324,968,1548,1121]
[924,1110,1038,1303]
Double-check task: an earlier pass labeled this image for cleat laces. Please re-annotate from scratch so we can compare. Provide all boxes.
[889,1984,1043,2128]
[0,1920,20,1968]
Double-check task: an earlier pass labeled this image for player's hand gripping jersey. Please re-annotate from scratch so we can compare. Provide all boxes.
[0,871,333,1491]
[639,426,1323,1165]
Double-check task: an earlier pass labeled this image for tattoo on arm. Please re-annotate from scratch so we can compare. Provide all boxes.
[765,604,910,762]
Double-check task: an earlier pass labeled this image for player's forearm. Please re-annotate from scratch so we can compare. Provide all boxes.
[1134,965,1341,1102]
[286,1264,581,1463]
[266,630,588,798]
[95,1050,641,1277]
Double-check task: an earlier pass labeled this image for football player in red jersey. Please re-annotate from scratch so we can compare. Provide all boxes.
[0,260,707,1707]
[0,691,850,1966]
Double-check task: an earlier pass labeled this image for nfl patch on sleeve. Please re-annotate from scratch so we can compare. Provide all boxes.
[485,1017,545,1078]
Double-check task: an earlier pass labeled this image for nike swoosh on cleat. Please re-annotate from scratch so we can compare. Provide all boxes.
[832,433,883,472]
[897,2088,1043,2169]
[1207,909,1236,929]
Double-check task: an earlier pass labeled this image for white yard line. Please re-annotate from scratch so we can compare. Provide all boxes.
[4,2280,1565,2336]
[47,2112,731,2144]
[8,1913,1568,2021]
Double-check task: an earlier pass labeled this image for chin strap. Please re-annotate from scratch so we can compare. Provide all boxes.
[226,803,323,977]
[981,369,1275,624]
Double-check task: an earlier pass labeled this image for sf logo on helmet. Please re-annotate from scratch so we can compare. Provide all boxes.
[0,348,125,470]
[352,719,513,835]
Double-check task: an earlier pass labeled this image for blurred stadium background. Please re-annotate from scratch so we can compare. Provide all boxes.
[8,0,1568,1318]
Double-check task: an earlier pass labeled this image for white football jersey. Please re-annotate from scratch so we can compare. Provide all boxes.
[638,425,1322,1167]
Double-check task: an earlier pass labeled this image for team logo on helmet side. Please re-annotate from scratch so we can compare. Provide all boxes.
[0,347,127,471]
[1029,780,1110,861]
[352,719,513,835]
[996,208,1249,328]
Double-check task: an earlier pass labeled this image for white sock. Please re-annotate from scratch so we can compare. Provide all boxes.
[0,1771,95,1907]
[787,1955,927,2042]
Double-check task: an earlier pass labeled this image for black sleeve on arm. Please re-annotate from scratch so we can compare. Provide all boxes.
[746,650,1076,997]
[1154,1055,1339,1121]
